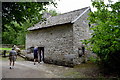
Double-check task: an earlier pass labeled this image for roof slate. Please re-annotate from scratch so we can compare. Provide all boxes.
[27,7,89,31]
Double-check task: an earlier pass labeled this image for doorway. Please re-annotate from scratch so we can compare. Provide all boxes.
[38,47,44,62]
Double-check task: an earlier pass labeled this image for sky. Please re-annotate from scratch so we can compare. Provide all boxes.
[48,0,119,13]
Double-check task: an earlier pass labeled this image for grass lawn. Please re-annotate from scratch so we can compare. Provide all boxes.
[0,48,12,55]
[0,56,25,61]
[0,48,12,50]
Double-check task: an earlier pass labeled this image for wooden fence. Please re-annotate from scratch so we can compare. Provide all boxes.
[2,44,25,49]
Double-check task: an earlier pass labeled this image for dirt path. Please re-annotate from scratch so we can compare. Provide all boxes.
[1,56,101,78]
[2,60,60,78]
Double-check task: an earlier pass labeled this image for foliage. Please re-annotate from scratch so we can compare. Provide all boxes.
[0,48,12,50]
[87,0,120,74]
[46,9,61,16]
[2,1,58,44]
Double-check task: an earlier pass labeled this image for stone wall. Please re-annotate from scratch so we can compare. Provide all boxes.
[2,44,14,48]
[2,44,25,49]
[72,10,92,64]
[26,23,74,66]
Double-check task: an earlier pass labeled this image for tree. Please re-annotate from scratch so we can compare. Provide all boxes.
[2,1,57,44]
[88,0,120,74]
[46,9,60,16]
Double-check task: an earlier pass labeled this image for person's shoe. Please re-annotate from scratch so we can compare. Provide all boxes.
[34,63,35,65]
[12,66,14,69]
[40,61,44,63]
[9,66,12,69]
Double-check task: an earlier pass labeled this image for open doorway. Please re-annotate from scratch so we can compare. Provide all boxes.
[38,47,44,63]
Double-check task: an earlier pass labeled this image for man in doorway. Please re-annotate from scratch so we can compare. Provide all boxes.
[9,48,17,69]
[33,46,38,65]
[40,50,44,63]
[38,47,44,63]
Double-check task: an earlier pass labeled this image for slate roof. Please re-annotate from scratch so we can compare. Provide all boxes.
[27,7,89,31]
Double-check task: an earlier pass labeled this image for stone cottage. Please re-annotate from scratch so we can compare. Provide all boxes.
[26,7,92,67]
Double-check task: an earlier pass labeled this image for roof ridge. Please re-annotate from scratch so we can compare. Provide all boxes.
[71,7,90,23]
[52,6,89,17]
[38,7,89,25]
[61,6,89,14]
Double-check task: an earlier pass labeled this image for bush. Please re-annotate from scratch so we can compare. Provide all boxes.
[87,0,120,76]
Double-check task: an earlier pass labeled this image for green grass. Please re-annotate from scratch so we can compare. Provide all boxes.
[0,56,25,61]
[0,48,12,50]
[63,71,82,78]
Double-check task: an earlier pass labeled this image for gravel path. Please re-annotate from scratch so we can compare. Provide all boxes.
[1,57,101,78]
[2,61,60,78]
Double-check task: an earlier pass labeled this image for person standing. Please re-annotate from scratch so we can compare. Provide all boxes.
[40,50,44,63]
[9,48,17,69]
[33,46,38,65]
[81,44,86,63]
[81,44,85,55]
[13,45,21,55]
